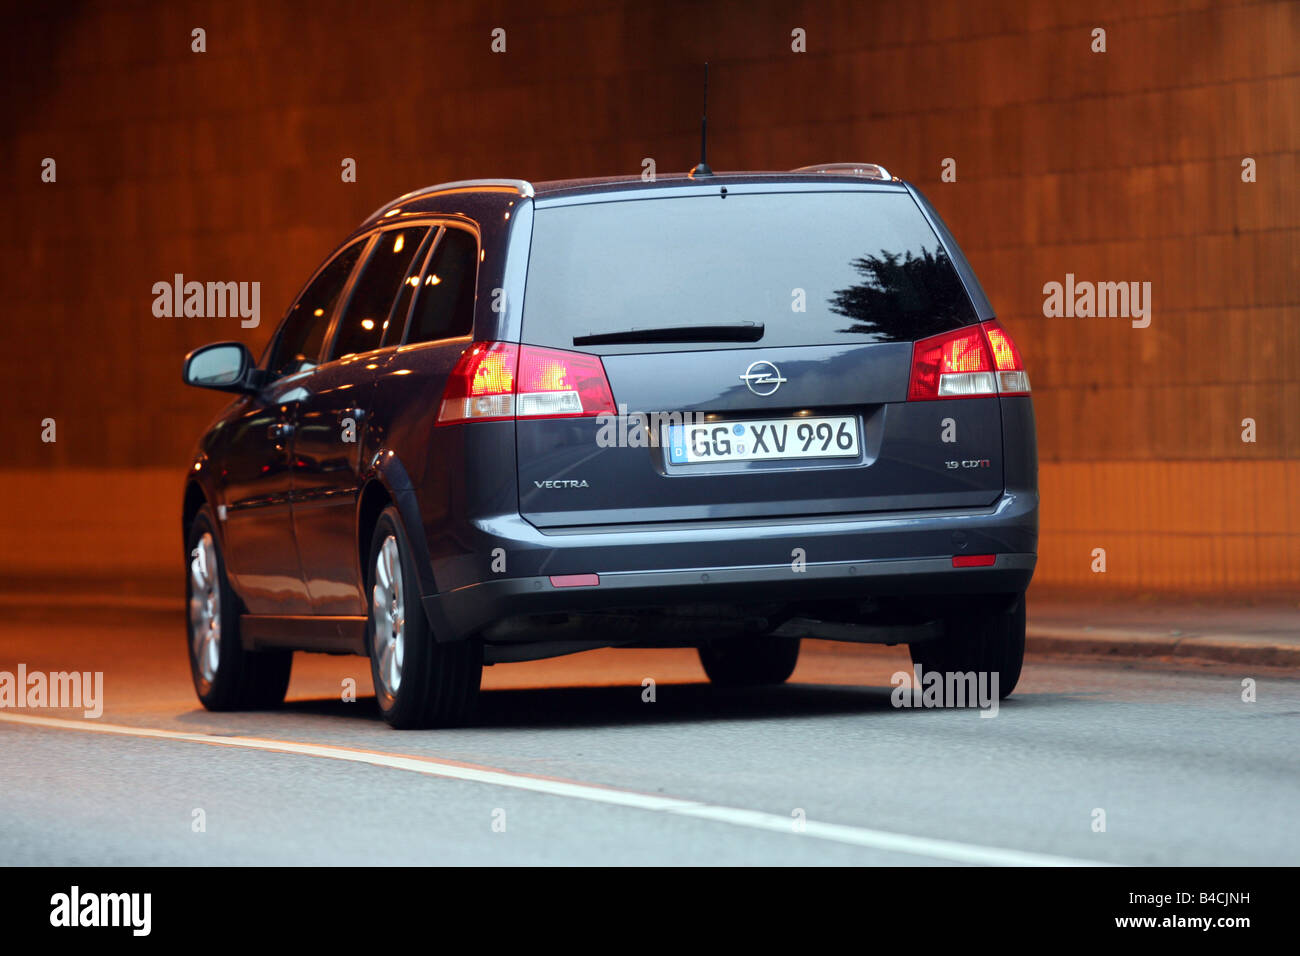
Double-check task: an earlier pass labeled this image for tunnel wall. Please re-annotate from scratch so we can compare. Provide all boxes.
[1,0,1296,592]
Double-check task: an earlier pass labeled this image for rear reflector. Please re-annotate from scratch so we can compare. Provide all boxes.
[952,554,997,568]
[908,320,1030,401]
[437,342,616,425]
[549,573,600,588]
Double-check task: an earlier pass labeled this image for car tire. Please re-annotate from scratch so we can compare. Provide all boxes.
[186,506,293,711]
[367,506,482,729]
[907,593,1025,703]
[698,635,801,687]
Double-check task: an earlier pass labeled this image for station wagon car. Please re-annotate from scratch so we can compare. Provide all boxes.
[182,164,1037,727]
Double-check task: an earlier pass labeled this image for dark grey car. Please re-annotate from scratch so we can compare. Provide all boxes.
[182,164,1037,727]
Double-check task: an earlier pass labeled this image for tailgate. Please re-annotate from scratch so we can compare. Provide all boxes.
[515,187,1004,528]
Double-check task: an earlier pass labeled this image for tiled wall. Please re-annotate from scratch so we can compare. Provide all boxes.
[2,0,1295,590]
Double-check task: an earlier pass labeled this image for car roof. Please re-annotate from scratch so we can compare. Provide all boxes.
[361,168,905,226]
[531,168,900,198]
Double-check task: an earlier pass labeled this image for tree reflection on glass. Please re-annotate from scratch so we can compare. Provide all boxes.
[828,247,974,341]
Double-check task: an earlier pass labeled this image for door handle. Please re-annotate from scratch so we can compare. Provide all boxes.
[268,422,294,440]
[338,407,366,423]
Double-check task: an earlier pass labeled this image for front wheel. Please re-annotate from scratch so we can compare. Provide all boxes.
[186,506,292,711]
[907,594,1026,703]
[367,506,481,728]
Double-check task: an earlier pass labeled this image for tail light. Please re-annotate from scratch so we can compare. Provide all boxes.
[907,320,1030,401]
[982,322,1031,395]
[437,341,517,423]
[437,342,616,425]
[517,345,616,418]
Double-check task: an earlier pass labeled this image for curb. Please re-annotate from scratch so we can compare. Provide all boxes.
[1027,626,1300,668]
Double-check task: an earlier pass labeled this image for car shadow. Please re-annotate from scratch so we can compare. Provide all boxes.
[269,680,1041,730]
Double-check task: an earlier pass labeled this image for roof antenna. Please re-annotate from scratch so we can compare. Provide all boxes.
[689,62,713,178]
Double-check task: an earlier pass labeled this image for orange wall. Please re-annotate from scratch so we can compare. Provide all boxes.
[1,0,1296,590]
[1040,460,1300,590]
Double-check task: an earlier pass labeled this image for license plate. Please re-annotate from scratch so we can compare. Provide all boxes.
[665,416,860,465]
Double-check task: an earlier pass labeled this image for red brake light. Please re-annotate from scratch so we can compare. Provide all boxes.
[907,321,1030,400]
[437,342,615,425]
[437,341,518,424]
[516,345,616,418]
[983,324,1019,370]
[943,332,992,373]
[907,327,994,400]
[982,320,1031,395]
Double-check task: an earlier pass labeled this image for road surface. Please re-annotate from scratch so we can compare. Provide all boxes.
[1,603,1296,865]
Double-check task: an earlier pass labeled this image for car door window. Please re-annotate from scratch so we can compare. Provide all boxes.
[406,226,479,344]
[329,226,430,360]
[269,240,365,380]
[387,228,437,343]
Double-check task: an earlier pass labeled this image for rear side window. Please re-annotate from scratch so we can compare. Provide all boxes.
[522,191,977,351]
[386,229,434,339]
[270,239,365,379]
[406,227,478,344]
[330,226,429,360]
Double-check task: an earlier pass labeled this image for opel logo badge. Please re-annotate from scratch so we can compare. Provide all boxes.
[739,360,787,396]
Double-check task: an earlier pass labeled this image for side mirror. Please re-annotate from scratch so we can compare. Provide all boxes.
[183,342,257,393]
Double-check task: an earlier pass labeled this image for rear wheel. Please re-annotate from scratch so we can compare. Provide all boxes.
[368,506,482,728]
[698,635,801,687]
[907,594,1025,703]
[186,506,292,711]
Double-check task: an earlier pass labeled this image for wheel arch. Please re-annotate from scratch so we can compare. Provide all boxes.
[182,479,209,547]
[356,454,439,603]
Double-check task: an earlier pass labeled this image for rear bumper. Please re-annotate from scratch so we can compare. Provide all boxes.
[422,490,1037,640]
[425,553,1035,639]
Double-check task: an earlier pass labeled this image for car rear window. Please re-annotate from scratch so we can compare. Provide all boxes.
[522,190,978,352]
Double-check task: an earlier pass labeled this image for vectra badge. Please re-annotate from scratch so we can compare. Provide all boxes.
[740,360,786,396]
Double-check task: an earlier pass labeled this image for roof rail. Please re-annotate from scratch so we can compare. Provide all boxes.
[791,162,894,182]
[364,178,535,224]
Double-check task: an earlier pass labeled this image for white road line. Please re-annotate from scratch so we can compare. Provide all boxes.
[0,712,1109,866]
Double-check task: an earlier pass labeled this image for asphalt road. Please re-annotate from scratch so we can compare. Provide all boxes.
[1,605,1297,866]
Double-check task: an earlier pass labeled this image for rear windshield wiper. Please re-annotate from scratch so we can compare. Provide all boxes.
[573,322,764,346]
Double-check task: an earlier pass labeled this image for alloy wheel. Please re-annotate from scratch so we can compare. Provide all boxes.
[371,534,405,697]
